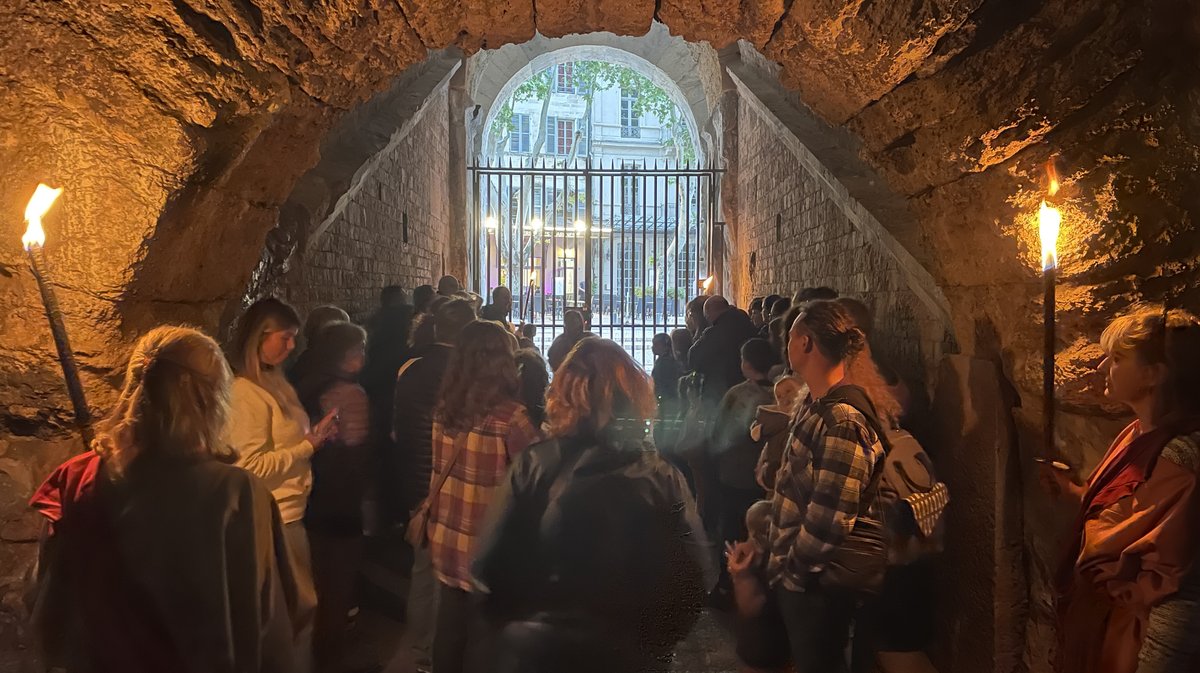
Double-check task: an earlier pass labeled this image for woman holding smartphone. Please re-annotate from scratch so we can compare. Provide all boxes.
[1041,305,1200,673]
[228,297,339,672]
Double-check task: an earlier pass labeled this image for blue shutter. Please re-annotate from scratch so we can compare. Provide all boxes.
[545,116,557,154]
[509,114,530,152]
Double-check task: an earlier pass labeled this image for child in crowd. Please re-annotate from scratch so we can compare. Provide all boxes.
[728,500,790,672]
[518,323,538,351]
[712,340,778,543]
[752,375,804,495]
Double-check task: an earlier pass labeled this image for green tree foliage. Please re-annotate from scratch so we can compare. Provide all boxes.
[490,61,696,163]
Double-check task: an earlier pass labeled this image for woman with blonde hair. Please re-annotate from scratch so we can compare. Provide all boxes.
[425,320,541,673]
[474,338,711,673]
[1043,305,1200,673]
[228,297,337,671]
[29,326,298,672]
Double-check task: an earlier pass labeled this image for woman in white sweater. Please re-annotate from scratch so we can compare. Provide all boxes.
[228,297,337,672]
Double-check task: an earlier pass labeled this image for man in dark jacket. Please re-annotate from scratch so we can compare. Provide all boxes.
[547,310,594,371]
[480,286,513,325]
[390,297,475,671]
[363,286,414,510]
[687,296,758,404]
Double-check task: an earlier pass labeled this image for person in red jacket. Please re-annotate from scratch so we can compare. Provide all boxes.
[29,326,299,673]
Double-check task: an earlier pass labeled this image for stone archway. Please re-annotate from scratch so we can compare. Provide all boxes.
[467,25,717,164]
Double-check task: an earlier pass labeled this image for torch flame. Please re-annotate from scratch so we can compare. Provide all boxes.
[702,276,714,293]
[22,184,62,250]
[529,270,538,284]
[1039,159,1061,271]
[1039,200,1061,271]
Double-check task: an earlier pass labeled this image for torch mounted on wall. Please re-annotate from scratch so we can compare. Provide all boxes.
[1039,163,1062,464]
[21,184,93,447]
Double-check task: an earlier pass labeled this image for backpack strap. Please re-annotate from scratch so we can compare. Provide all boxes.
[813,385,888,512]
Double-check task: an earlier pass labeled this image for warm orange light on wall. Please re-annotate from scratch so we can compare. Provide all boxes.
[22,183,62,249]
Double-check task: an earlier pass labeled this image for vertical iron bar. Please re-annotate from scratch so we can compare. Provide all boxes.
[709,170,716,292]
[620,162,626,354]
[685,172,692,313]
[572,169,578,325]
[558,170,564,333]
[583,161,593,334]
[541,162,549,341]
[519,167,527,323]
[595,159,604,341]
[640,163,648,367]
[657,159,667,357]
[704,170,712,293]
[696,172,703,296]
[477,164,483,291]
[509,167,515,312]
[705,167,715,293]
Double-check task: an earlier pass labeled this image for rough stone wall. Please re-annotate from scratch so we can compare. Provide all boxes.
[279,86,452,321]
[734,94,948,391]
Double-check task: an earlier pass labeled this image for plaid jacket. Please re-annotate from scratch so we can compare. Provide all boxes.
[767,395,884,591]
[429,399,541,590]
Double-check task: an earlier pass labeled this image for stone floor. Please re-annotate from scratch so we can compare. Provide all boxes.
[336,538,744,673]
[340,606,743,673]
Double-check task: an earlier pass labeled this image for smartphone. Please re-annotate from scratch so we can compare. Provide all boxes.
[1035,457,1071,472]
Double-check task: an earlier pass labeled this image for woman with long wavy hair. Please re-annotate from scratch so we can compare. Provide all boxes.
[473,338,711,673]
[29,327,298,673]
[425,320,542,673]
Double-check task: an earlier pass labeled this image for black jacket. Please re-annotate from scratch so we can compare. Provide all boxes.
[387,342,452,521]
[473,433,713,673]
[364,305,414,397]
[480,303,511,323]
[687,308,757,402]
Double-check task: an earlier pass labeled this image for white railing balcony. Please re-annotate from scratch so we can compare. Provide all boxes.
[592,121,664,143]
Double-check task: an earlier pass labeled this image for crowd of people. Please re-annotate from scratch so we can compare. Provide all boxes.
[22,274,1200,673]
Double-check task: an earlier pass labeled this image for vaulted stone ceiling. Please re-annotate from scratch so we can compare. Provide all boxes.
[1,0,1197,433]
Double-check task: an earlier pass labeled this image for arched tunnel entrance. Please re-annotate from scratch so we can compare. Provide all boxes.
[2,2,1199,671]
[468,43,717,365]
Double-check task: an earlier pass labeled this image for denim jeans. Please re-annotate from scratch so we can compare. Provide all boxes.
[406,544,439,659]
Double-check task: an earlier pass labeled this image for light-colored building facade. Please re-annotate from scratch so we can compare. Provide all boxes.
[477,62,710,364]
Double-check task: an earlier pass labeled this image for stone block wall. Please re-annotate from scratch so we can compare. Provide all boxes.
[280,85,452,322]
[732,93,949,392]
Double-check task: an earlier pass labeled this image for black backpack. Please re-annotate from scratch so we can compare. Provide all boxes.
[820,386,949,567]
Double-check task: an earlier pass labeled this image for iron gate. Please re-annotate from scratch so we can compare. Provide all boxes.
[470,158,721,368]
